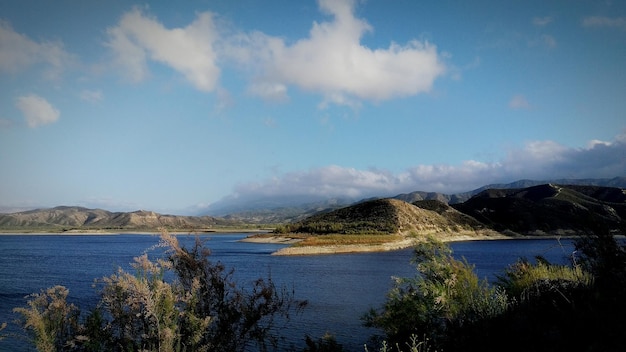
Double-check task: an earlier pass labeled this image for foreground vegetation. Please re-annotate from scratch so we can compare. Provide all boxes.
[4,225,626,351]
[365,227,626,351]
[10,232,306,352]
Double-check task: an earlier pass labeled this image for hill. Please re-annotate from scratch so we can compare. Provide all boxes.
[0,206,238,233]
[452,184,626,236]
[277,198,494,237]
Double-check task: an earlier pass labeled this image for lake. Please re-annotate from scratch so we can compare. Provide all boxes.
[0,234,575,351]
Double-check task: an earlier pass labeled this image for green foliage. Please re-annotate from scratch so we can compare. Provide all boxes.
[364,236,508,349]
[13,231,305,352]
[497,256,593,300]
[276,220,398,235]
[491,227,626,352]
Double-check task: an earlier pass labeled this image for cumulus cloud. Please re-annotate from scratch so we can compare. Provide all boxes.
[106,7,220,91]
[228,0,446,103]
[509,94,531,109]
[582,16,626,30]
[104,0,445,104]
[15,94,60,127]
[224,133,626,203]
[0,21,73,79]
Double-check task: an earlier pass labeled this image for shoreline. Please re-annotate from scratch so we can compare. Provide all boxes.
[0,228,271,236]
[242,232,582,256]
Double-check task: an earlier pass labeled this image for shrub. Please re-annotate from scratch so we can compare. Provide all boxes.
[364,236,508,350]
[496,256,593,300]
[13,286,81,352]
[13,231,305,352]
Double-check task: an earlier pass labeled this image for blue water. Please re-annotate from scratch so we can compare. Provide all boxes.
[0,234,575,351]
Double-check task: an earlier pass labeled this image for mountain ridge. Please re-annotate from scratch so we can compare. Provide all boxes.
[210,177,626,223]
[2,177,624,233]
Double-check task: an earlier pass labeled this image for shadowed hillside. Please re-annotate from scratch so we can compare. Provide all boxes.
[452,184,626,236]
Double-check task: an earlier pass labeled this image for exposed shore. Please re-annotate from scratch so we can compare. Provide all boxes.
[241,231,514,256]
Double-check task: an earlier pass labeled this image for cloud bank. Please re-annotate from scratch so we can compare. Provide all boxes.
[224,133,626,204]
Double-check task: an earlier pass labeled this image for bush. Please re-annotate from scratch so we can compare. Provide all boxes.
[363,236,508,350]
[13,286,81,352]
[14,231,306,352]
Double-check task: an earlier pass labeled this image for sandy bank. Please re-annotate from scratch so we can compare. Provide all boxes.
[242,231,512,256]
[240,235,304,244]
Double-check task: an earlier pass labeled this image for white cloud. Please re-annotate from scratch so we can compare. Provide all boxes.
[79,89,103,103]
[0,21,73,79]
[582,16,626,30]
[15,94,60,128]
[509,94,531,109]
[228,0,446,103]
[532,16,553,27]
[106,7,220,91]
[224,132,626,203]
[104,1,445,104]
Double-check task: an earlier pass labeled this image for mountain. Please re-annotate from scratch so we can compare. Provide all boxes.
[0,206,237,232]
[273,183,625,241]
[451,184,626,236]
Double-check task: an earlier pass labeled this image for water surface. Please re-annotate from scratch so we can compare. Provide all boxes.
[0,234,574,351]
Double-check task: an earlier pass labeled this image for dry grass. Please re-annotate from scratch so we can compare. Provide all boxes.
[294,234,403,247]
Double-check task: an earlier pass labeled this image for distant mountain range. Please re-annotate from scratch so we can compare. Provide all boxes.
[214,177,626,223]
[0,206,237,233]
[1,177,624,234]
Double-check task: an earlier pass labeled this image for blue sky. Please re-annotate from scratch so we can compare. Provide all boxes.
[1,0,625,215]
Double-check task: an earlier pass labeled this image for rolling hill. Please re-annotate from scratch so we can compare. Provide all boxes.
[277,198,496,239]
[0,206,237,232]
